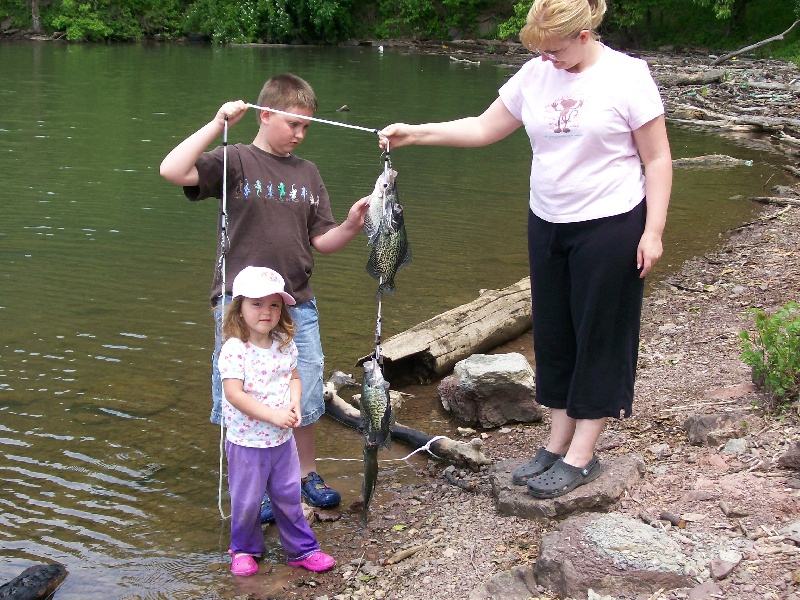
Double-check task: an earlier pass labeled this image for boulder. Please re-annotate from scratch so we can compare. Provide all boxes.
[535,512,696,598]
[468,564,538,599]
[683,412,754,446]
[438,353,543,427]
[489,454,646,519]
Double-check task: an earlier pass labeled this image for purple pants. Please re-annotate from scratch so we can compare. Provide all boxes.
[226,437,319,562]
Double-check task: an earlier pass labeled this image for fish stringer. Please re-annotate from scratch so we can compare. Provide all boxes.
[216,116,230,520]
[372,142,391,365]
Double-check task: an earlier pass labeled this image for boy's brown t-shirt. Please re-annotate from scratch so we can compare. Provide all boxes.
[185,143,337,304]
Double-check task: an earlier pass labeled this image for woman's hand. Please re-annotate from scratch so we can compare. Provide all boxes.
[637,229,663,278]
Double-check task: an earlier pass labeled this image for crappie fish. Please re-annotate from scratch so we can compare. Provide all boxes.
[366,198,412,297]
[360,357,395,524]
[363,169,396,245]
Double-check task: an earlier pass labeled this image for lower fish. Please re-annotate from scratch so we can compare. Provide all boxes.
[359,357,394,525]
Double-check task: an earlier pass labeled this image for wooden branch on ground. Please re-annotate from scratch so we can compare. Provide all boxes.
[672,103,798,132]
[323,383,491,470]
[656,69,725,86]
[748,196,800,207]
[724,80,800,93]
[712,20,800,66]
[356,277,532,385]
[672,154,751,168]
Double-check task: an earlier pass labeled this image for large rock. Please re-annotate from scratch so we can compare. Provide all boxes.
[683,412,755,446]
[468,564,538,600]
[437,353,543,427]
[489,454,645,519]
[777,441,800,469]
[535,512,697,598]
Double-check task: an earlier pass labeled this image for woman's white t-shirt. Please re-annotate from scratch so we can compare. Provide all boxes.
[218,336,297,448]
[499,45,664,223]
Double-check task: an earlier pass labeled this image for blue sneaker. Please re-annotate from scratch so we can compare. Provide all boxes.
[300,472,341,508]
[259,492,275,524]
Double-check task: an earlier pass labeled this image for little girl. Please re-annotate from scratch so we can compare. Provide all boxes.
[217,266,336,577]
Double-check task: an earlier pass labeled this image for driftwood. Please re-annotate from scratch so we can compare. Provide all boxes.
[356,278,532,385]
[672,154,751,168]
[748,196,800,207]
[712,20,800,66]
[323,382,491,470]
[657,69,725,86]
[0,564,67,600]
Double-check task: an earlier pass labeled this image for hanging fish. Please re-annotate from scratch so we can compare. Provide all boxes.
[359,357,394,525]
[365,174,412,296]
[364,170,391,245]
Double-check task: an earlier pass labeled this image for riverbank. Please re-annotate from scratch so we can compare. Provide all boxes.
[288,50,800,600]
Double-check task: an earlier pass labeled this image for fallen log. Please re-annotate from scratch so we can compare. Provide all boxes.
[656,69,725,86]
[748,196,800,207]
[323,383,491,471]
[0,564,67,600]
[672,154,752,168]
[356,277,532,384]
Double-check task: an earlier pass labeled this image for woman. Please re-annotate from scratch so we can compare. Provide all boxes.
[380,0,672,498]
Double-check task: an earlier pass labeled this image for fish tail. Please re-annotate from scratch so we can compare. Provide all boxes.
[362,444,379,526]
[376,280,396,299]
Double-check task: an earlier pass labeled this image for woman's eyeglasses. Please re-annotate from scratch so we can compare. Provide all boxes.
[535,36,578,60]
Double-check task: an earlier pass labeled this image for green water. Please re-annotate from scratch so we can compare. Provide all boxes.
[0,41,790,598]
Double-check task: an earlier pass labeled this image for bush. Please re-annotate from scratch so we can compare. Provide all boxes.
[740,301,800,411]
[184,0,359,44]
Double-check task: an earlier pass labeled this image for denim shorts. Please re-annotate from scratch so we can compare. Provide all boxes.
[211,296,325,427]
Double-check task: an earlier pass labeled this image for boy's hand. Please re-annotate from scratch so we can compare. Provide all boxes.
[345,197,370,231]
[216,100,248,128]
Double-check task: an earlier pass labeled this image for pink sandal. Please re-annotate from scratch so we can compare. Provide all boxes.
[229,552,258,577]
[287,551,335,572]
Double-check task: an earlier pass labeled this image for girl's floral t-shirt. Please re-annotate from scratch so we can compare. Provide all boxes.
[217,336,297,448]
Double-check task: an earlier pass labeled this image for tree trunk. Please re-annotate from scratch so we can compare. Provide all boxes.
[31,0,41,34]
[357,277,532,385]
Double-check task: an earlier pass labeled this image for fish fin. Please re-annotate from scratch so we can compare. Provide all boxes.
[397,243,412,271]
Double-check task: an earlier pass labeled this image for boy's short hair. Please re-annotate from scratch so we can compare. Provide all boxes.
[257,73,318,114]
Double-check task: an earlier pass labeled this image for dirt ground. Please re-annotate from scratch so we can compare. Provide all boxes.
[267,48,800,600]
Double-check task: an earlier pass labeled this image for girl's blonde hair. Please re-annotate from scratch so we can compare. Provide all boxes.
[220,296,295,351]
[520,0,607,52]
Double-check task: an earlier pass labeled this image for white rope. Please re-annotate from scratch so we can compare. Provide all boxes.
[315,435,449,463]
[244,103,380,135]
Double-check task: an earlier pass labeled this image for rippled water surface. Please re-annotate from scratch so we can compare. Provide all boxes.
[0,42,792,598]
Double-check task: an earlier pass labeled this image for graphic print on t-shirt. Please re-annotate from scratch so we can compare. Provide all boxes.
[546,96,584,134]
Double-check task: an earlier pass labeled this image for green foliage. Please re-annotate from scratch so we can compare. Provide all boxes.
[184,0,357,43]
[497,0,526,39]
[375,0,441,37]
[740,301,800,411]
[373,0,491,38]
[45,0,183,41]
[50,0,114,41]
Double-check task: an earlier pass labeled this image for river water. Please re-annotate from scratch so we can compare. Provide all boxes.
[0,41,791,598]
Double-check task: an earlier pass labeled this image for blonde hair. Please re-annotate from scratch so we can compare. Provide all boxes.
[256,73,317,122]
[220,296,295,351]
[520,0,607,51]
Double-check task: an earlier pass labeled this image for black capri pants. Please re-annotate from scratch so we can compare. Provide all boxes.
[528,200,646,419]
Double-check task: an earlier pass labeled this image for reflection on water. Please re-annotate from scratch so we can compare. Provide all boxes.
[0,42,791,598]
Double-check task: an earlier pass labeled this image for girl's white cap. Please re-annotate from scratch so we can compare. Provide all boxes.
[232,266,296,305]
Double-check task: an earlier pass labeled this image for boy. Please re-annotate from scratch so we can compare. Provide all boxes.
[160,73,370,517]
